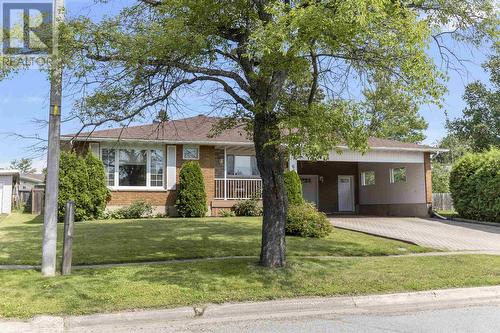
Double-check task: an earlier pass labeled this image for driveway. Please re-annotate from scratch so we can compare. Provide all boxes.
[330,216,500,252]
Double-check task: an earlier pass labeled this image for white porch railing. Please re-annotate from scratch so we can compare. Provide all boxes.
[215,178,262,200]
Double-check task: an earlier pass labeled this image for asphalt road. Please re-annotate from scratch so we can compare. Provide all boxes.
[174,305,500,333]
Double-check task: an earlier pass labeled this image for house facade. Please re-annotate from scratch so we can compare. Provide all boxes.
[0,170,19,214]
[62,115,441,217]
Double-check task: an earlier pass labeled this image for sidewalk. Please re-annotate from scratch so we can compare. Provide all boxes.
[2,285,500,333]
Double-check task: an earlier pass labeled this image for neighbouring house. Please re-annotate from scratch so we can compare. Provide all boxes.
[62,115,444,217]
[0,170,19,214]
[19,173,45,191]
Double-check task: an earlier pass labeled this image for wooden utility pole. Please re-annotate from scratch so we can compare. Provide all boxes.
[61,201,75,275]
[41,0,64,277]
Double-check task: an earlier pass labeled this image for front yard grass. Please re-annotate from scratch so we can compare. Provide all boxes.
[0,213,429,265]
[1,255,500,318]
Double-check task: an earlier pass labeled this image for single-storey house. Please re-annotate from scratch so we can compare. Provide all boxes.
[0,170,19,214]
[62,115,442,217]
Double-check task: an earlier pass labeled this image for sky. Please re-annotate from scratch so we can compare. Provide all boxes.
[0,0,493,172]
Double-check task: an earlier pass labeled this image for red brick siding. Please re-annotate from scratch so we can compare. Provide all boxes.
[424,152,432,204]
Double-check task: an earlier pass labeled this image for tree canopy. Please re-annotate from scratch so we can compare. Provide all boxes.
[447,46,500,152]
[1,0,497,267]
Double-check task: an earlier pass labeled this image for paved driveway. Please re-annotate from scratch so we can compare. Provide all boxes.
[330,216,500,252]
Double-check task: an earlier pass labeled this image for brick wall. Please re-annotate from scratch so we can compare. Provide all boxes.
[424,152,432,204]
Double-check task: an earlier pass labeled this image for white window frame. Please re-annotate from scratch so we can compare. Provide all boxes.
[390,167,407,184]
[361,170,376,186]
[100,144,166,191]
[183,145,200,160]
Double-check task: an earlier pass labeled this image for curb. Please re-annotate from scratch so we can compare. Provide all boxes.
[2,286,500,332]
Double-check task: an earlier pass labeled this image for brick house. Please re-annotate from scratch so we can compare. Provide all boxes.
[62,115,442,217]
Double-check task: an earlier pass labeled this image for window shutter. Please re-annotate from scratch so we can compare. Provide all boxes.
[166,146,177,190]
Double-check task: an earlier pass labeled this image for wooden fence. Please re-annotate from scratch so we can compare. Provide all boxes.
[19,189,45,214]
[432,193,454,211]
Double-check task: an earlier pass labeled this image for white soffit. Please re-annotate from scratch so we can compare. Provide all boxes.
[325,149,425,163]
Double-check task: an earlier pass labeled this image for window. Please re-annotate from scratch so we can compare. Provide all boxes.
[183,146,199,160]
[390,167,407,183]
[119,149,147,186]
[227,155,259,176]
[150,149,164,187]
[102,148,115,186]
[361,171,375,186]
[102,148,166,188]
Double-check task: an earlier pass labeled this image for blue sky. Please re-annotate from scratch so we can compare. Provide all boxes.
[0,1,493,171]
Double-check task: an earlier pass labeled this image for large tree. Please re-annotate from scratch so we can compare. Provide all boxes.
[447,46,499,151]
[10,158,36,174]
[4,0,498,267]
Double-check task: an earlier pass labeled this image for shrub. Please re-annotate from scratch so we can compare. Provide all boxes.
[286,202,333,238]
[175,161,207,217]
[219,209,236,217]
[284,170,304,205]
[111,200,153,219]
[58,151,110,222]
[233,199,262,216]
[58,151,91,222]
[85,152,111,219]
[449,149,500,222]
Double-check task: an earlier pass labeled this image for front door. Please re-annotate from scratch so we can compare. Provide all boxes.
[299,175,318,207]
[338,175,354,212]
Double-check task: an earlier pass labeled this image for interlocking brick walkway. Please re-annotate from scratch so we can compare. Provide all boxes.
[330,216,500,252]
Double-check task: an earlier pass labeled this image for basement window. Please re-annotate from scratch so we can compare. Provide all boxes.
[361,171,375,186]
[390,167,407,183]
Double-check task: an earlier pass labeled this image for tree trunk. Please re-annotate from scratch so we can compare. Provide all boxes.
[254,112,288,268]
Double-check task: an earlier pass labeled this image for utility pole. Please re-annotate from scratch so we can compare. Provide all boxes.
[41,0,64,277]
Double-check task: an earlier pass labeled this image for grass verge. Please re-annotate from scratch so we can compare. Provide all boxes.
[1,255,500,318]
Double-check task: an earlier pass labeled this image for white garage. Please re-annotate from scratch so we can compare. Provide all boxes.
[0,170,19,215]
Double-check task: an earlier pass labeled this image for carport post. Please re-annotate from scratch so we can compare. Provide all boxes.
[61,201,75,275]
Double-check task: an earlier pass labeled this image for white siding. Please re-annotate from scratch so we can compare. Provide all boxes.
[0,175,13,214]
[327,149,424,163]
[358,162,426,205]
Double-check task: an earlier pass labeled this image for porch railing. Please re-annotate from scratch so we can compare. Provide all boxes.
[215,178,263,200]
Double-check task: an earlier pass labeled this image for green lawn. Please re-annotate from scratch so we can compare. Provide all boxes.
[436,210,459,218]
[2,255,500,318]
[0,213,429,266]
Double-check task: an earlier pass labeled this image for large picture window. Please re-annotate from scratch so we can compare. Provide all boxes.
[227,155,259,176]
[119,149,147,186]
[101,147,165,188]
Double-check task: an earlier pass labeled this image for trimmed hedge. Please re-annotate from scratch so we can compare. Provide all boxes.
[284,170,304,205]
[449,149,500,222]
[58,151,109,222]
[175,161,207,217]
[286,202,333,238]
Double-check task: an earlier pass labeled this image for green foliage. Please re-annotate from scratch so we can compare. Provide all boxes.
[10,158,36,174]
[233,199,263,217]
[219,209,236,217]
[85,153,111,219]
[58,151,110,222]
[284,170,304,205]
[107,200,153,219]
[175,161,207,217]
[447,47,499,151]
[364,75,428,143]
[431,162,450,193]
[286,202,333,238]
[449,149,500,222]
[433,134,472,165]
[58,151,91,221]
